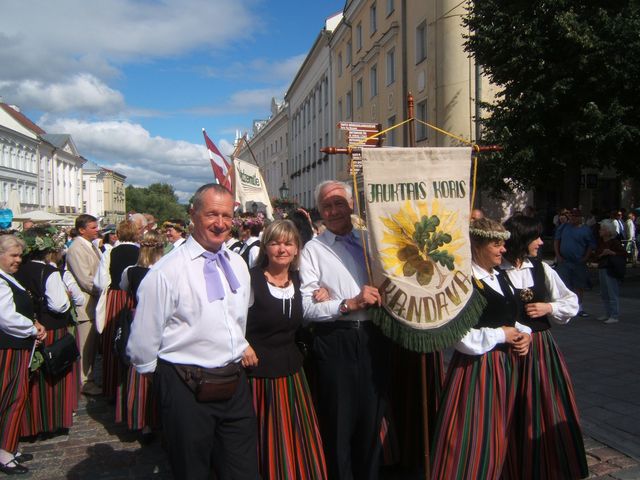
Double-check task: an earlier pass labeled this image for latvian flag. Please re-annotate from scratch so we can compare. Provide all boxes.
[202,128,232,191]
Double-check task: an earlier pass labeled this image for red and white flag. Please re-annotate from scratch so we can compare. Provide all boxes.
[202,128,232,190]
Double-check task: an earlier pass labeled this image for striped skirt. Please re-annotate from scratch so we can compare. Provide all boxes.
[511,330,588,480]
[20,326,77,437]
[102,289,133,398]
[116,365,158,431]
[0,348,31,452]
[249,371,327,480]
[431,348,521,480]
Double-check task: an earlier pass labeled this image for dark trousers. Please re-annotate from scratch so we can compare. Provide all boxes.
[155,361,258,480]
[312,322,391,480]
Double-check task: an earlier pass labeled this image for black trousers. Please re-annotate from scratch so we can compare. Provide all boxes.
[312,322,391,480]
[155,361,258,480]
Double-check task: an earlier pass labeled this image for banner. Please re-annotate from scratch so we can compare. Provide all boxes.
[232,158,273,220]
[361,147,485,352]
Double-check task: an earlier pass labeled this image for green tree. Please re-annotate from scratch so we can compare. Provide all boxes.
[465,1,640,200]
[125,183,188,223]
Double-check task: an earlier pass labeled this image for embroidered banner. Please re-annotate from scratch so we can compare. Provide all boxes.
[361,147,484,352]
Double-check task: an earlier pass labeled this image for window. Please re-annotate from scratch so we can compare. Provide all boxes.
[417,100,428,141]
[370,64,378,97]
[386,48,396,85]
[370,3,377,34]
[337,99,343,121]
[386,0,394,15]
[387,115,396,146]
[338,52,343,76]
[346,91,352,118]
[346,41,352,65]
[356,22,362,51]
[416,20,427,63]
[356,78,363,108]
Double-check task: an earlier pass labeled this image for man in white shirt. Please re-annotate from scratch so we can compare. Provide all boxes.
[299,180,390,480]
[127,184,257,480]
[65,214,102,395]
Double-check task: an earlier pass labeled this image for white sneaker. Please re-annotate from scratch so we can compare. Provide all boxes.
[604,317,619,324]
[597,315,608,321]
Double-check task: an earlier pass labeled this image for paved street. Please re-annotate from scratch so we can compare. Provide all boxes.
[14,266,640,479]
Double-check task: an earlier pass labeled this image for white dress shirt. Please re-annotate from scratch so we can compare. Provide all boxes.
[299,228,369,323]
[127,236,251,374]
[500,258,578,324]
[31,260,70,314]
[454,263,532,355]
[0,272,38,338]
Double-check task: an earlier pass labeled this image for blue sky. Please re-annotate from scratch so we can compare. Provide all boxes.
[0,0,344,201]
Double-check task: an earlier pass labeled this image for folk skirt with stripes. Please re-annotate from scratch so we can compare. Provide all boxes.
[0,348,31,452]
[249,371,327,480]
[102,289,132,398]
[117,365,158,431]
[20,326,77,437]
[431,348,521,480]
[511,330,588,480]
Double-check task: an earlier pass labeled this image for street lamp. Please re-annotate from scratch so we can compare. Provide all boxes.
[279,181,289,200]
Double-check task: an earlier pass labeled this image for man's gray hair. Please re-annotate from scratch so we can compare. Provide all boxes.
[129,213,148,229]
[314,180,353,208]
[191,183,233,212]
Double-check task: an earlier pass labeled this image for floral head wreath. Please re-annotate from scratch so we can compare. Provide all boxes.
[19,225,67,255]
[140,240,164,248]
[469,227,511,241]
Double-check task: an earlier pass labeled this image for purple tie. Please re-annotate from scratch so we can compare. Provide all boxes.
[202,250,241,302]
[337,233,366,267]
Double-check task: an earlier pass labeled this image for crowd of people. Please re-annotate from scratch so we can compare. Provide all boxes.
[0,184,632,478]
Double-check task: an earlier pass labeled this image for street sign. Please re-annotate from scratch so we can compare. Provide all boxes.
[338,122,383,174]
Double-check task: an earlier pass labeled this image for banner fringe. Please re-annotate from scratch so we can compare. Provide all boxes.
[372,289,487,353]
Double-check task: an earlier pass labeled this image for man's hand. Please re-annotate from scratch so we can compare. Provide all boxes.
[241,345,259,368]
[346,285,382,312]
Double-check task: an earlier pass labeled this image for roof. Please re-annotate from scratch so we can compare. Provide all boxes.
[41,133,71,148]
[82,159,102,173]
[0,103,46,135]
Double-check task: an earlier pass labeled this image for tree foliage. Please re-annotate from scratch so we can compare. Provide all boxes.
[125,183,188,222]
[465,0,640,196]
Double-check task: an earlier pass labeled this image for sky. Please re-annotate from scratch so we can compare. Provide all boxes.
[0,0,345,202]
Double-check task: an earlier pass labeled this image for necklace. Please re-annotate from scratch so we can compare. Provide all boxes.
[264,271,290,288]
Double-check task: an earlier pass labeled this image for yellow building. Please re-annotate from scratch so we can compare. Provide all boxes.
[102,168,126,225]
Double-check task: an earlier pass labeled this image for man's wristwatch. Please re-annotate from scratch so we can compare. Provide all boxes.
[339,299,350,315]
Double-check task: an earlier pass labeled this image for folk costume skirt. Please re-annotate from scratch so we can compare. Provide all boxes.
[430,347,521,480]
[103,289,132,399]
[249,371,327,480]
[121,365,157,431]
[0,348,31,452]
[20,326,77,437]
[512,330,588,480]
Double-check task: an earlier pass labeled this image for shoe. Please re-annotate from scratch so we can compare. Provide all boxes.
[81,382,103,396]
[597,315,608,321]
[577,311,589,317]
[12,453,33,464]
[604,317,619,324]
[0,460,28,475]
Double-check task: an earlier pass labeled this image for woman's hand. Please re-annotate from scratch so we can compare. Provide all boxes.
[34,321,47,345]
[502,326,531,356]
[524,302,552,318]
[313,287,330,303]
[241,345,259,368]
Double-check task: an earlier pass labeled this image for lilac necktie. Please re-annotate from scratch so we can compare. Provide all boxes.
[337,233,366,267]
[202,250,241,302]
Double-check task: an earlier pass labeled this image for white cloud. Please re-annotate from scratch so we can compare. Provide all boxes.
[203,54,307,84]
[186,86,288,117]
[39,117,227,202]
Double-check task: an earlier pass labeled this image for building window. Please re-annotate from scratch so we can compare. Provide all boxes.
[356,22,362,51]
[337,99,343,121]
[346,91,352,118]
[386,0,394,15]
[338,52,343,76]
[416,20,427,63]
[346,41,352,65]
[386,48,396,85]
[387,115,396,146]
[417,100,428,141]
[370,64,378,98]
[356,78,363,108]
[324,78,329,105]
[370,3,377,34]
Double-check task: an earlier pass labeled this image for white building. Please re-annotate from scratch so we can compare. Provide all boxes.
[82,159,104,219]
[40,134,85,217]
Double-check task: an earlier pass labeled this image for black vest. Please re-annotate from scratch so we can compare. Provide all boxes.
[0,273,35,349]
[474,271,519,331]
[109,244,140,290]
[125,266,149,303]
[241,240,260,265]
[510,259,552,332]
[245,267,304,378]
[15,261,71,330]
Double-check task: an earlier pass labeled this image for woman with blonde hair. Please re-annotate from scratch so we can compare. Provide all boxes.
[243,219,327,479]
[0,234,46,474]
[118,230,164,437]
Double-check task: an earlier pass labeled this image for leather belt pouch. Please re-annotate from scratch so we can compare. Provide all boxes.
[172,362,240,402]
